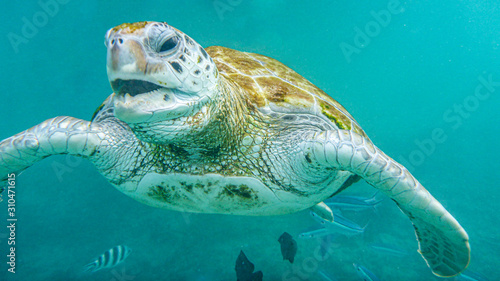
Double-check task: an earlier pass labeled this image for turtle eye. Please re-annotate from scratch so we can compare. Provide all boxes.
[159,37,178,53]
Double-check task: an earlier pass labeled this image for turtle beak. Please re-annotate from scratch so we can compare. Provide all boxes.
[106,34,148,84]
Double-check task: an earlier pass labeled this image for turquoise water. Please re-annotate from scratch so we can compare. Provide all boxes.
[0,1,499,280]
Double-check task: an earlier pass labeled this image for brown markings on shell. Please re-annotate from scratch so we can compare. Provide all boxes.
[220,184,256,200]
[208,46,272,76]
[148,185,177,204]
[111,21,150,34]
[213,60,237,74]
[148,181,262,212]
[206,46,368,137]
[148,182,210,205]
[226,74,266,107]
[254,76,315,110]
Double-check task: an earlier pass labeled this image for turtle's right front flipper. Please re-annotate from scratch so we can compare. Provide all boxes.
[0,116,105,186]
[302,130,470,277]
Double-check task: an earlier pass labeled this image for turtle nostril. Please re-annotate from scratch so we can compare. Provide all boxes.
[110,38,124,46]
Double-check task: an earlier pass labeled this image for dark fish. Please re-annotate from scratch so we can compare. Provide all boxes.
[278,232,297,263]
[252,271,263,281]
[83,245,132,273]
[235,250,263,281]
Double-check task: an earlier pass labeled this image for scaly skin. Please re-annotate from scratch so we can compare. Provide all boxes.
[87,82,349,214]
[0,21,470,277]
[0,84,348,213]
[0,117,104,185]
[301,130,470,277]
[0,111,145,189]
[0,80,470,278]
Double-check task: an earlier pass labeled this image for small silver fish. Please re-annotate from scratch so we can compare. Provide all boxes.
[310,211,367,236]
[318,269,339,281]
[353,263,380,281]
[456,270,490,281]
[325,194,383,212]
[369,244,408,257]
[298,228,332,239]
[84,245,132,273]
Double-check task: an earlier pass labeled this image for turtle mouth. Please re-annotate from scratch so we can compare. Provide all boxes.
[111,79,164,96]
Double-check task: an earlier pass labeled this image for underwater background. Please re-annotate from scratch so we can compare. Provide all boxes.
[0,0,499,280]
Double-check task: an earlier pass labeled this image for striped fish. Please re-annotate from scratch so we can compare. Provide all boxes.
[84,245,132,273]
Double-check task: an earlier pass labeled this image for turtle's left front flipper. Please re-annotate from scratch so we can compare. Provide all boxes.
[302,130,470,277]
[0,116,105,187]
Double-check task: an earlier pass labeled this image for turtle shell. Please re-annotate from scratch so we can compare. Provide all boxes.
[206,46,367,138]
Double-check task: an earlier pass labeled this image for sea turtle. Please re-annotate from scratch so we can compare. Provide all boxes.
[0,21,469,277]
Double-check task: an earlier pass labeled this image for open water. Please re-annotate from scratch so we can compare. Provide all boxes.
[0,1,498,280]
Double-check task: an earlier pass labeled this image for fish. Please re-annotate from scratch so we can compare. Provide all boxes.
[252,271,263,281]
[456,270,490,281]
[278,232,297,263]
[310,202,334,222]
[297,228,337,259]
[369,243,408,257]
[325,194,383,212]
[318,269,339,281]
[298,228,333,239]
[310,211,367,237]
[235,250,263,281]
[83,245,132,273]
[353,263,380,281]
[477,233,500,249]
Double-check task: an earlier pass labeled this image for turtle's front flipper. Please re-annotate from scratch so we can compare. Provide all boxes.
[303,130,470,277]
[0,116,105,185]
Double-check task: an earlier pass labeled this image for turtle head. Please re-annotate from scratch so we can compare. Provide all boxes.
[105,21,219,142]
